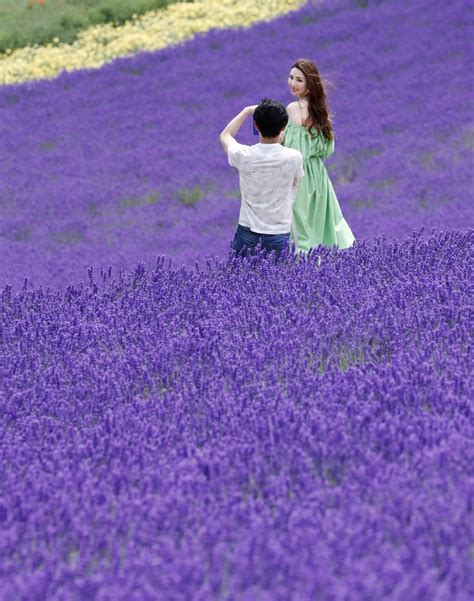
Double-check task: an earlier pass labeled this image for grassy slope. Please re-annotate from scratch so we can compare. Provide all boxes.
[0,0,192,53]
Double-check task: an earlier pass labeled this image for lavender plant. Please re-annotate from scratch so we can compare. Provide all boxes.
[0,0,472,289]
[0,3,473,595]
[0,230,472,599]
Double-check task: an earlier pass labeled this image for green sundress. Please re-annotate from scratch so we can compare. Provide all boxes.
[283,120,355,251]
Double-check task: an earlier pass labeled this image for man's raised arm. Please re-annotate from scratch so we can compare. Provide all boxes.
[219,105,258,153]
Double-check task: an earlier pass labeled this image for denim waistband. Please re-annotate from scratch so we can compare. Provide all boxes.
[237,224,289,236]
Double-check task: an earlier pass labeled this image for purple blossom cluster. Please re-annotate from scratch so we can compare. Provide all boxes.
[0,0,473,289]
[1,230,473,599]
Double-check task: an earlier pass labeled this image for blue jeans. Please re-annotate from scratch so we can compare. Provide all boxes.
[232,225,290,259]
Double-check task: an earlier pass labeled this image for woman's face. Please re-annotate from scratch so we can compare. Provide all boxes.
[288,67,308,98]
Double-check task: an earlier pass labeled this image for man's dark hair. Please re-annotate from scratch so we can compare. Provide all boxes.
[253,98,288,138]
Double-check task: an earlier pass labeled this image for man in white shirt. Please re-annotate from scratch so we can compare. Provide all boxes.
[219,98,304,259]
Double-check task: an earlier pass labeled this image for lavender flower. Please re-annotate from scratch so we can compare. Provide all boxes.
[0,230,472,599]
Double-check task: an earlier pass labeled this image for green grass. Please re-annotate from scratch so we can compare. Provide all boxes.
[0,0,193,54]
[116,189,161,212]
[176,185,204,207]
[52,226,84,246]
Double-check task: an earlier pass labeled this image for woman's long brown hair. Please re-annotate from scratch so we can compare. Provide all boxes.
[292,58,334,140]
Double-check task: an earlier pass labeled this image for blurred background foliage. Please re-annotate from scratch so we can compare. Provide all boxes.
[0,0,193,54]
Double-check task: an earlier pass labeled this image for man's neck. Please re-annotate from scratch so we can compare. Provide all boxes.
[259,135,281,145]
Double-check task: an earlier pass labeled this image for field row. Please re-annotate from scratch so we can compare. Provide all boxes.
[0,0,186,55]
[0,0,304,85]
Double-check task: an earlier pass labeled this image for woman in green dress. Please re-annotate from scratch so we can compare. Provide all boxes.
[283,58,355,251]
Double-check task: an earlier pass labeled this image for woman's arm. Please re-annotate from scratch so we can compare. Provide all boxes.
[219,105,258,153]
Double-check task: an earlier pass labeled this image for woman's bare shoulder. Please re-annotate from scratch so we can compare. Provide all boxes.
[286,102,301,125]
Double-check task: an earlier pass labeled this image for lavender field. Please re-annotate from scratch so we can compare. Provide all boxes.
[2,232,473,599]
[1,0,474,599]
[0,0,472,289]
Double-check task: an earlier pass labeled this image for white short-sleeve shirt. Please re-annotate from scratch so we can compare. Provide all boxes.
[228,139,304,235]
